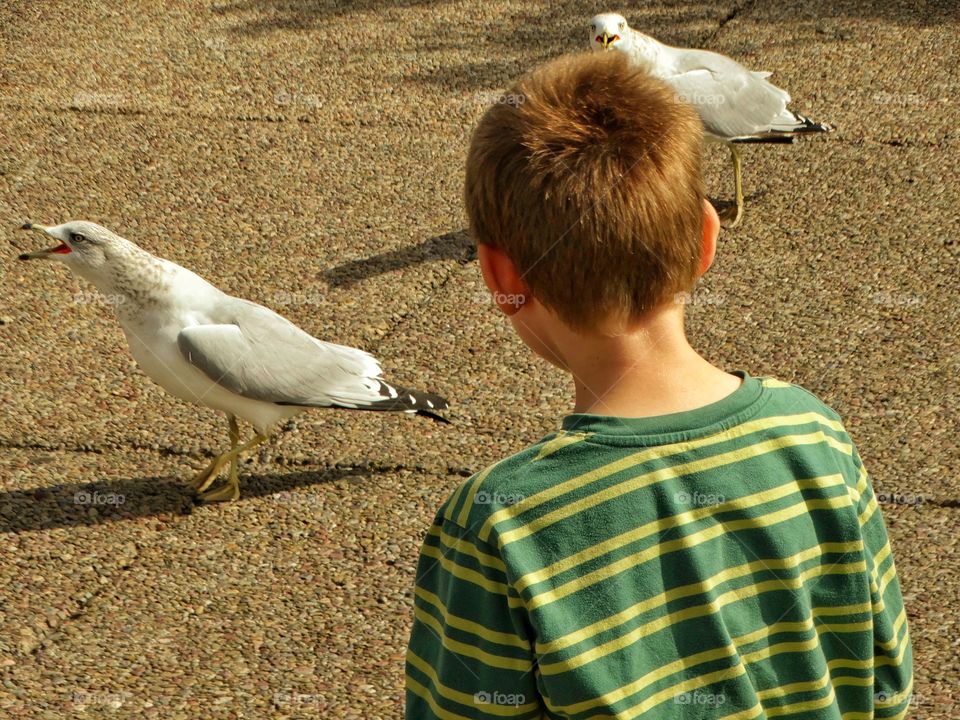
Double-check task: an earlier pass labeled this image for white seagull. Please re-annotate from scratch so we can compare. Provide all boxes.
[589,12,831,227]
[19,221,449,502]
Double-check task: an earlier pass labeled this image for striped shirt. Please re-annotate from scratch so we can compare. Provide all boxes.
[406,373,913,719]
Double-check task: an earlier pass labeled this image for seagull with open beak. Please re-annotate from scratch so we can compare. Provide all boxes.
[590,14,626,50]
[17,220,449,502]
[18,223,74,258]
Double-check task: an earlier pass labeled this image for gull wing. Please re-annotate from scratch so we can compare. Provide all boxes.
[661,47,794,139]
[177,298,389,409]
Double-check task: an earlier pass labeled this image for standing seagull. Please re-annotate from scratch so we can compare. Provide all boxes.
[589,12,831,227]
[18,221,449,502]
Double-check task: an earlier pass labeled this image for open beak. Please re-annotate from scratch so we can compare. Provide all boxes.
[599,31,620,49]
[17,223,71,260]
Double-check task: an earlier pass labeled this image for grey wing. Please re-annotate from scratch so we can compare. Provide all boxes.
[665,49,794,139]
[177,298,388,408]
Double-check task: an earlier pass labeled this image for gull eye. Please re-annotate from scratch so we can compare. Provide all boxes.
[70,233,87,244]
[591,23,596,31]
[618,22,625,31]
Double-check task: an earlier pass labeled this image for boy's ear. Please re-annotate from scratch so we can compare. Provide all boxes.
[698,199,720,277]
[477,244,530,316]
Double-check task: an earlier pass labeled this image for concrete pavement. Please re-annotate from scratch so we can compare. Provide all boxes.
[0,0,957,717]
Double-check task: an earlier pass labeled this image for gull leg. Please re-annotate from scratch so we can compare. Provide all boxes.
[190,415,240,493]
[728,144,745,228]
[198,432,270,503]
[226,415,241,488]
[224,415,244,500]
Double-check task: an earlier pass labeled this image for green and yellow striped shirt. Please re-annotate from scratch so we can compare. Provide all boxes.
[406,373,913,719]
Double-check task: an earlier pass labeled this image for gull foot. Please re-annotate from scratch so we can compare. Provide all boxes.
[190,455,229,493]
[196,478,240,503]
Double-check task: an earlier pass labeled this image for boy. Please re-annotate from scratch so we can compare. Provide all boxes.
[406,52,912,719]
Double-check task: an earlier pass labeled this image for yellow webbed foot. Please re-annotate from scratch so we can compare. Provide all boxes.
[197,477,240,503]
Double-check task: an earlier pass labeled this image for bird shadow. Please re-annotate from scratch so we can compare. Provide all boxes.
[710,197,740,226]
[0,466,371,533]
[322,229,475,288]
[707,191,769,227]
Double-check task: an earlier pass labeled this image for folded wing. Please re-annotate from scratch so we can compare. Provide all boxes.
[663,48,796,139]
[177,298,392,409]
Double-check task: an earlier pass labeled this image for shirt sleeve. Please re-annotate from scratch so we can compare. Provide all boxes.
[406,505,545,719]
[848,445,914,719]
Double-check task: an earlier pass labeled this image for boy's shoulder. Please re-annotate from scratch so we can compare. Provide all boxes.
[754,376,845,422]
[438,429,595,535]
[440,375,853,536]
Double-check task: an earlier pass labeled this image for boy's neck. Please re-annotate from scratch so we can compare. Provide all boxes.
[561,306,742,419]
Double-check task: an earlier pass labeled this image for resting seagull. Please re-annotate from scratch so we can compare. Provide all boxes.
[18,221,449,502]
[589,12,831,227]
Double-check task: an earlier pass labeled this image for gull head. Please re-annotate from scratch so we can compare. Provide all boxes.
[18,221,141,286]
[589,13,629,51]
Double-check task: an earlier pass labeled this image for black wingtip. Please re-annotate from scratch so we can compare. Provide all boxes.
[792,112,833,133]
[20,222,32,230]
[731,134,796,145]
[417,409,451,424]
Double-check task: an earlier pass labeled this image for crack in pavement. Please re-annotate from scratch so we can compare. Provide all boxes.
[0,100,325,126]
[2,92,956,152]
[701,0,758,44]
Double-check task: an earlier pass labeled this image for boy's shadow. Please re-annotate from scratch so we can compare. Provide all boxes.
[321,202,759,290]
[0,466,371,533]
[322,230,475,288]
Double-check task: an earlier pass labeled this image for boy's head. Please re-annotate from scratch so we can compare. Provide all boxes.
[465,52,716,340]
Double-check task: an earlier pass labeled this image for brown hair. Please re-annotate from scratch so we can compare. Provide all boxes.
[465,52,706,330]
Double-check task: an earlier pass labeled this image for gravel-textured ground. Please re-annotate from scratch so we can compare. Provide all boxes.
[1,0,957,717]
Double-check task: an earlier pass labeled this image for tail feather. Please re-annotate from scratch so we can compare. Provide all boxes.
[352,380,450,421]
[281,379,450,422]
[765,109,832,134]
[783,111,832,133]
[732,111,832,144]
[731,134,797,144]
